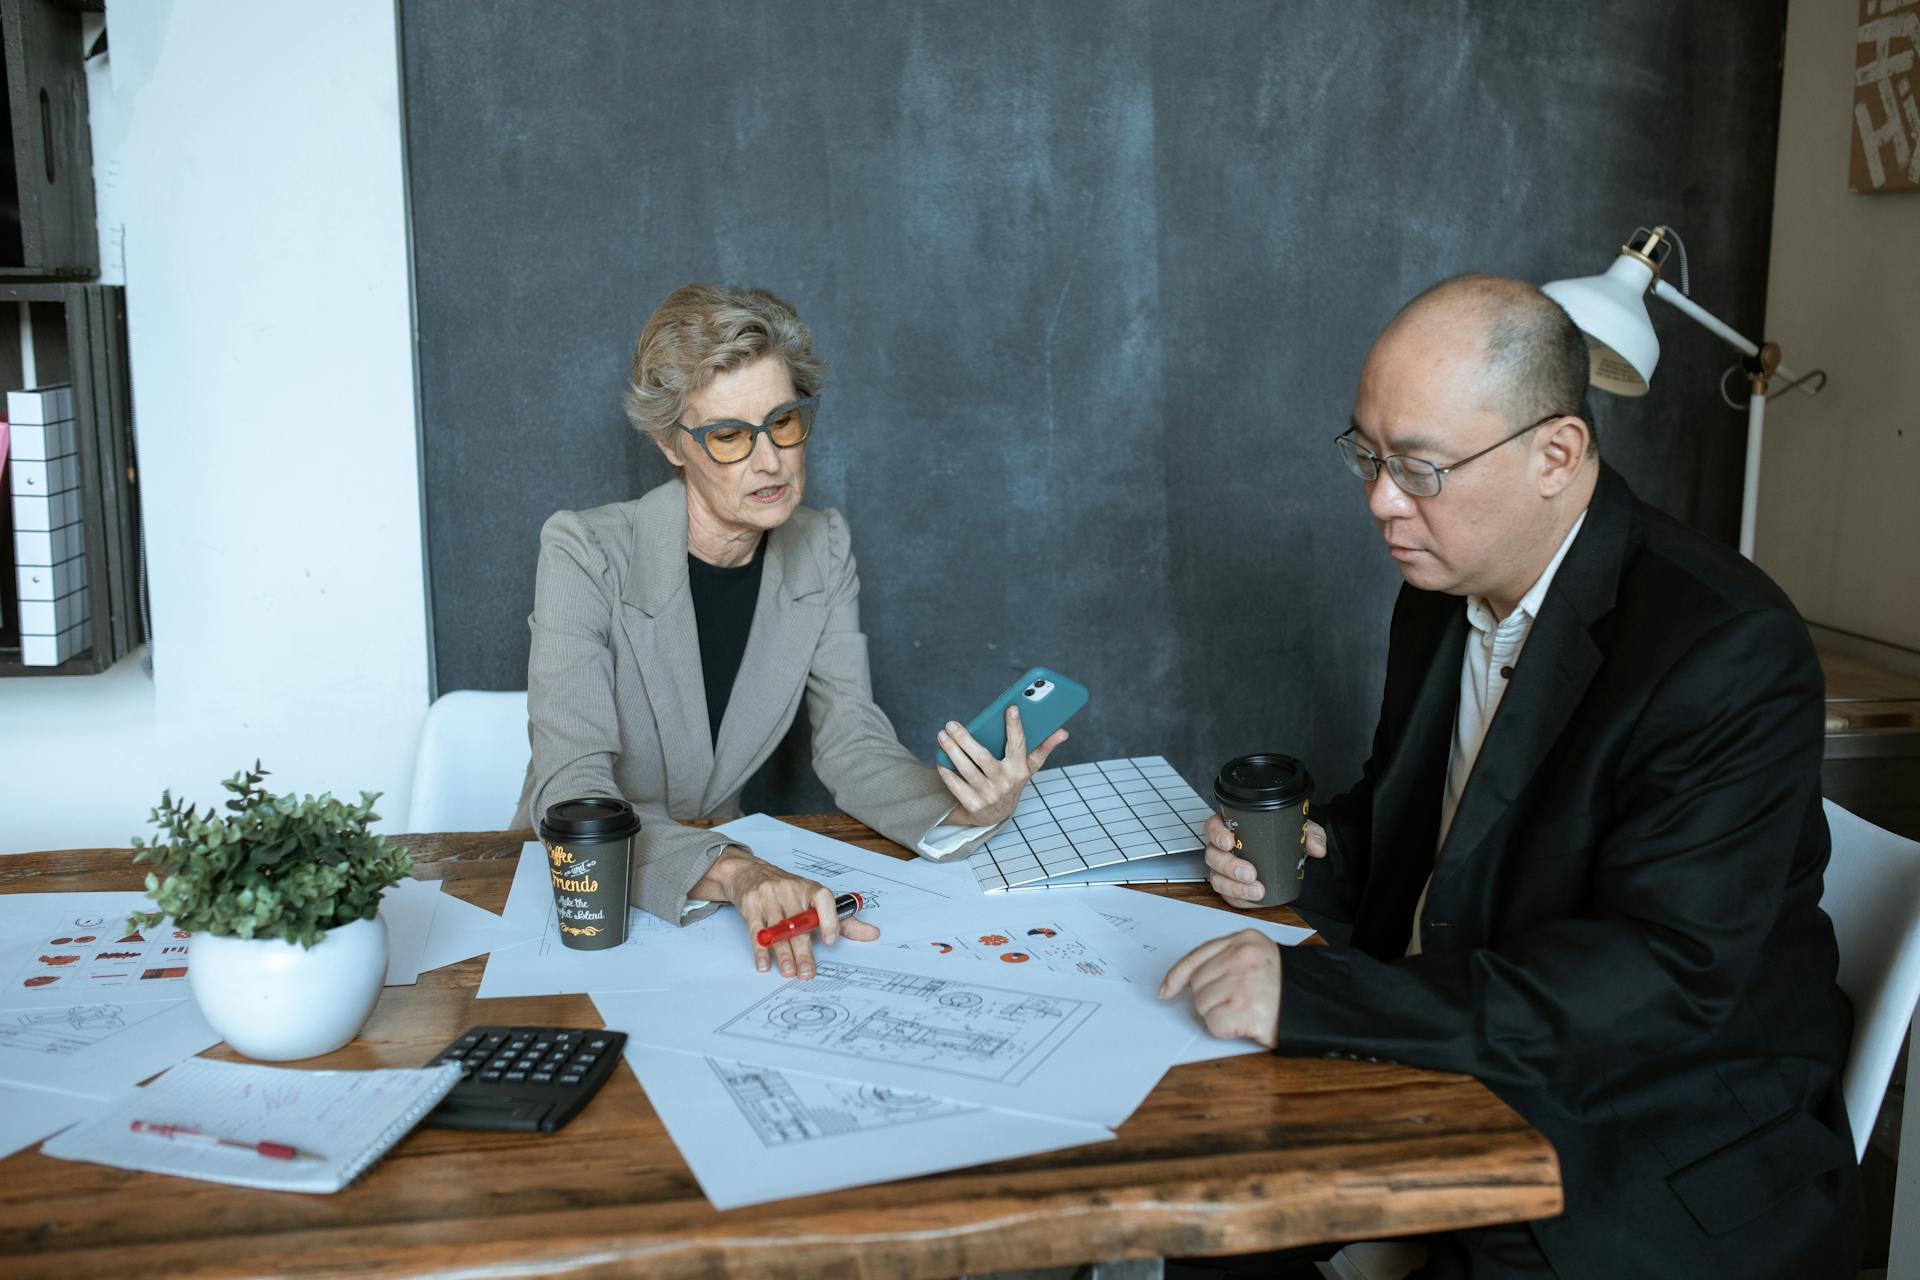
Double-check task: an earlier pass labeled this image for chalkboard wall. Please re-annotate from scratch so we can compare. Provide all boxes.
[400,1,1787,815]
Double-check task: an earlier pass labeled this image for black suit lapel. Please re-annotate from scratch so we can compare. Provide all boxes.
[1429,463,1632,894]
[1355,600,1467,958]
[1430,596,1603,885]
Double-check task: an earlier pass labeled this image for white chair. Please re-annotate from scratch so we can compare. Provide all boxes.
[1818,797,1920,1161]
[404,690,531,832]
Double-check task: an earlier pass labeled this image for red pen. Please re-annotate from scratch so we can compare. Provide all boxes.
[130,1119,318,1162]
[755,891,866,948]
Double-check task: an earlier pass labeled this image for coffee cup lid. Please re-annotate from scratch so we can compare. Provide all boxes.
[1213,754,1313,809]
[540,797,641,841]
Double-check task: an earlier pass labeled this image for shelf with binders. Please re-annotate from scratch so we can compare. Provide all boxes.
[0,282,139,676]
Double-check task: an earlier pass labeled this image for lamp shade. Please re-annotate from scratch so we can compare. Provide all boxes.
[1541,253,1661,396]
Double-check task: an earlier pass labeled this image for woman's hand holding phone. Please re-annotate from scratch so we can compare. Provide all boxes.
[935,706,1067,828]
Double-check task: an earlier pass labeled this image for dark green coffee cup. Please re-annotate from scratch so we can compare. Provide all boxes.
[538,798,639,951]
[1213,754,1315,908]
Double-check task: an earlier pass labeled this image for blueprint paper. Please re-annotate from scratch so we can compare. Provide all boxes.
[593,942,1195,1127]
[710,814,975,908]
[606,1035,1111,1210]
[886,897,1144,982]
[1067,888,1315,1063]
[0,882,464,1005]
[418,887,531,974]
[379,878,442,986]
[0,891,196,1010]
[1071,888,1315,980]
[716,812,980,883]
[480,824,964,1000]
[478,844,741,999]
[0,1081,106,1160]
[880,890,1310,1063]
[0,998,221,1096]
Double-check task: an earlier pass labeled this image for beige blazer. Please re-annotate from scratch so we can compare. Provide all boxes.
[514,478,980,923]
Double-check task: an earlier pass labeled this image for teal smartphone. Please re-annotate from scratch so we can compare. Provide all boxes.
[935,667,1089,771]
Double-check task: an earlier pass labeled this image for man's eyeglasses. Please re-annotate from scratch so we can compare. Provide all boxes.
[677,395,817,465]
[1334,413,1572,498]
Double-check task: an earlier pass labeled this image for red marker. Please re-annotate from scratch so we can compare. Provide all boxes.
[130,1119,318,1161]
[756,892,866,948]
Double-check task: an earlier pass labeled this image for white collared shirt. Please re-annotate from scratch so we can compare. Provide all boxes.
[1406,511,1587,957]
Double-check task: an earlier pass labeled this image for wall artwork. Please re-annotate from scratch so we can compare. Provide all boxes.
[1852,0,1920,193]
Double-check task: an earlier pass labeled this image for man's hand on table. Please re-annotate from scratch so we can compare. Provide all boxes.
[1158,929,1282,1049]
[1203,812,1327,908]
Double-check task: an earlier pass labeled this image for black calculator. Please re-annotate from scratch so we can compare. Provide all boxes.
[421,1025,628,1133]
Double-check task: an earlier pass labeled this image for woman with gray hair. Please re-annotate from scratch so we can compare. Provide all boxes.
[515,283,1064,980]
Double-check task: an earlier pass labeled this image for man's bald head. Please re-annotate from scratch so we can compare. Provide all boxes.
[1351,273,1603,615]
[1378,274,1596,450]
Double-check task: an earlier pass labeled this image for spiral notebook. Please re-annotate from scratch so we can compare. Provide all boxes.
[42,1057,463,1192]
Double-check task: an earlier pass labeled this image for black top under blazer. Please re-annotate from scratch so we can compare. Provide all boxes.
[1281,462,1864,1279]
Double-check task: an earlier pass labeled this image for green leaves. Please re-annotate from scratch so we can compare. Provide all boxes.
[129,763,414,950]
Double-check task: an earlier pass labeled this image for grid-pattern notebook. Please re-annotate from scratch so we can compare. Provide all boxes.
[42,1057,463,1192]
[967,756,1215,893]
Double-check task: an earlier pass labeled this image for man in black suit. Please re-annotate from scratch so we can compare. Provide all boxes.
[1160,275,1863,1278]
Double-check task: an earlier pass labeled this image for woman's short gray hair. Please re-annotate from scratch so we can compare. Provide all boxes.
[624,283,826,447]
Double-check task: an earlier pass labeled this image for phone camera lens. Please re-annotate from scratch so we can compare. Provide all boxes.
[1023,689,1036,697]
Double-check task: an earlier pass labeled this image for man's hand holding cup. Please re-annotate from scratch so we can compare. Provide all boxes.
[1205,813,1327,909]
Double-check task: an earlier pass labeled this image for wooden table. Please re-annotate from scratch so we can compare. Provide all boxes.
[0,816,1561,1279]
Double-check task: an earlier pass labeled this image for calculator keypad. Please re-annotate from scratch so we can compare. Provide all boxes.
[422,1025,627,1133]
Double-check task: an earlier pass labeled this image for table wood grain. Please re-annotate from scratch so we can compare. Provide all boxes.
[0,816,1560,1279]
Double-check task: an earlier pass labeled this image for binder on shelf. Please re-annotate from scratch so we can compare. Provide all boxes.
[8,382,89,666]
[7,383,74,423]
[0,284,141,676]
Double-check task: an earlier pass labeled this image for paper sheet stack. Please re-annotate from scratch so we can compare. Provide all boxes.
[477,812,1311,1210]
[0,879,529,1162]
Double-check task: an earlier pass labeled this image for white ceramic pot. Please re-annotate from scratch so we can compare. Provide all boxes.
[187,916,388,1061]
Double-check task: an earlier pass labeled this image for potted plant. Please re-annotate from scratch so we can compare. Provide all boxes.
[131,764,414,1061]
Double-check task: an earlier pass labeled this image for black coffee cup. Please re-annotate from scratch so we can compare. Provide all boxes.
[1213,754,1315,908]
[538,798,640,951]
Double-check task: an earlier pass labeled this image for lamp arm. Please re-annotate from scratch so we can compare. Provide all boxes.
[1649,277,1775,560]
[1649,278,1801,384]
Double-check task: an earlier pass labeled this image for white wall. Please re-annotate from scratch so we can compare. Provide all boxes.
[1756,0,1920,651]
[0,1,430,852]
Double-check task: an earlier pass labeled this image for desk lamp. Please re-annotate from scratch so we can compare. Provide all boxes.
[1541,225,1824,559]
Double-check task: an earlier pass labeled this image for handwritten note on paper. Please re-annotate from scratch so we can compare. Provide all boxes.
[41,1057,462,1192]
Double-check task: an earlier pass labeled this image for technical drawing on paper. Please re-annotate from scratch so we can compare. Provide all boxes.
[0,1003,137,1056]
[767,846,956,914]
[9,912,193,997]
[966,756,1214,892]
[707,1057,978,1147]
[714,961,1097,1084]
